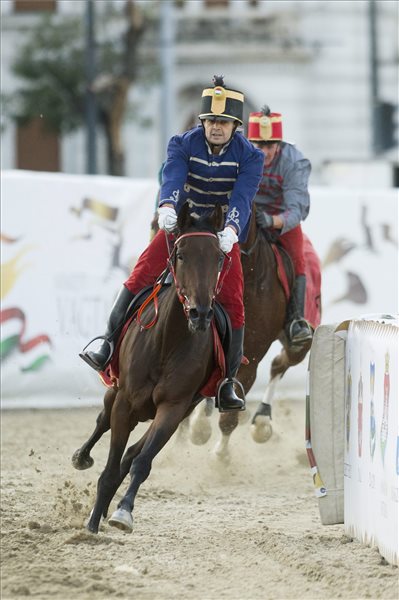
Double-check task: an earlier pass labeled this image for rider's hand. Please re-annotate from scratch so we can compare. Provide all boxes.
[255,207,274,229]
[158,206,178,233]
[218,226,238,253]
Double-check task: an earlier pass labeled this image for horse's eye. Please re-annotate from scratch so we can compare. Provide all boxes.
[176,252,184,261]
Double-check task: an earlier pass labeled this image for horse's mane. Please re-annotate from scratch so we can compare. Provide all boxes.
[179,206,222,236]
[243,229,286,293]
[253,233,271,290]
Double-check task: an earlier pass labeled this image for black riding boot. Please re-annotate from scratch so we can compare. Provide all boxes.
[217,327,246,412]
[285,274,313,346]
[79,286,134,372]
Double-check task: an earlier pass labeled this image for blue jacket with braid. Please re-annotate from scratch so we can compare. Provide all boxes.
[159,126,264,242]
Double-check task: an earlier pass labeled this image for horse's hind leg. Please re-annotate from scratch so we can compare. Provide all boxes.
[72,387,117,470]
[212,363,257,461]
[212,411,239,462]
[251,351,290,443]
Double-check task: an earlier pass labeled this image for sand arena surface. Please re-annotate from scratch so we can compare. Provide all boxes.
[1,400,397,600]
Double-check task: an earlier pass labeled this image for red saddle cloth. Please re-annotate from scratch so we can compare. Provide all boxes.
[98,317,133,388]
[98,317,226,397]
[271,234,321,330]
[303,234,322,329]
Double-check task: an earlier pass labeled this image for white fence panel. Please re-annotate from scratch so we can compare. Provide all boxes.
[344,318,398,566]
[1,170,398,407]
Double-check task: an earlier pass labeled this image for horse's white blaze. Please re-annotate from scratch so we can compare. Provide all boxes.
[250,415,273,444]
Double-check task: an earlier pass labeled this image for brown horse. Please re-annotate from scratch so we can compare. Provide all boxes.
[190,209,315,460]
[72,203,226,534]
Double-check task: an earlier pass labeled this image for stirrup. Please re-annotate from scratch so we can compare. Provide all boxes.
[79,336,114,372]
[216,377,246,412]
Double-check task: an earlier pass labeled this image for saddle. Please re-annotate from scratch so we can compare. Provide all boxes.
[98,279,232,392]
[260,229,322,329]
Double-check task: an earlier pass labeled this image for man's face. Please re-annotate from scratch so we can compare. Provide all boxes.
[203,118,235,146]
[254,141,280,166]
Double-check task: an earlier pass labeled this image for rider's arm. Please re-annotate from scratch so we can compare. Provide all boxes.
[279,158,311,234]
[225,143,264,239]
[159,135,190,209]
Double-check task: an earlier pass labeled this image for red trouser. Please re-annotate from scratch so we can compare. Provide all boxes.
[124,230,245,328]
[279,225,305,275]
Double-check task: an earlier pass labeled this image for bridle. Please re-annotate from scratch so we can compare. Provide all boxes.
[168,231,230,318]
[136,230,231,329]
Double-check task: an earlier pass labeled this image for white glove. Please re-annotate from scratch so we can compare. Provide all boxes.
[158,206,177,233]
[217,226,238,253]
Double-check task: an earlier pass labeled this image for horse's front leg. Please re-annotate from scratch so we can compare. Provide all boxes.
[87,393,132,534]
[108,402,188,533]
[188,397,213,446]
[72,387,117,470]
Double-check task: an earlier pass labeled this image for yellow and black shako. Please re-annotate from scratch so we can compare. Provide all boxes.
[199,75,244,124]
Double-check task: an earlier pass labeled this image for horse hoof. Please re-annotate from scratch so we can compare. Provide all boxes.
[71,449,94,470]
[190,427,212,446]
[189,418,212,446]
[251,415,273,444]
[108,508,133,533]
[85,510,98,534]
[86,522,98,534]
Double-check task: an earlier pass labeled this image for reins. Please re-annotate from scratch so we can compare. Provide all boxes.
[136,267,170,331]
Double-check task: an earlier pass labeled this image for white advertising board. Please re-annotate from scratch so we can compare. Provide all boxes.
[344,318,398,565]
[1,170,398,407]
[1,170,158,407]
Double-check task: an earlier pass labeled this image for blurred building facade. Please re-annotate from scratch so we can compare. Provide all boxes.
[1,0,398,185]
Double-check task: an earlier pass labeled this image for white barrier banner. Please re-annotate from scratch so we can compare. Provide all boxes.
[344,319,398,565]
[1,170,159,407]
[1,170,398,407]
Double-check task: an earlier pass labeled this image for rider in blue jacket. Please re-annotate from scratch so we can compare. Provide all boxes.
[81,76,264,411]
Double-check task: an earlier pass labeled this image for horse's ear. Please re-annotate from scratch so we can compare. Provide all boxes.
[177,202,191,232]
[212,204,225,232]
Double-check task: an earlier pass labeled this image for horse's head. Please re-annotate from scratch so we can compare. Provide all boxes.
[172,203,225,333]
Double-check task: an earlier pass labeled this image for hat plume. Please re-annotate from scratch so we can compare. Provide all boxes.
[213,75,225,87]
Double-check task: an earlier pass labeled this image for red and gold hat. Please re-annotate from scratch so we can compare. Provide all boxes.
[199,75,244,124]
[248,106,283,142]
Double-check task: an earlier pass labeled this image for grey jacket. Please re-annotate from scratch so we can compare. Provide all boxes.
[254,142,311,234]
